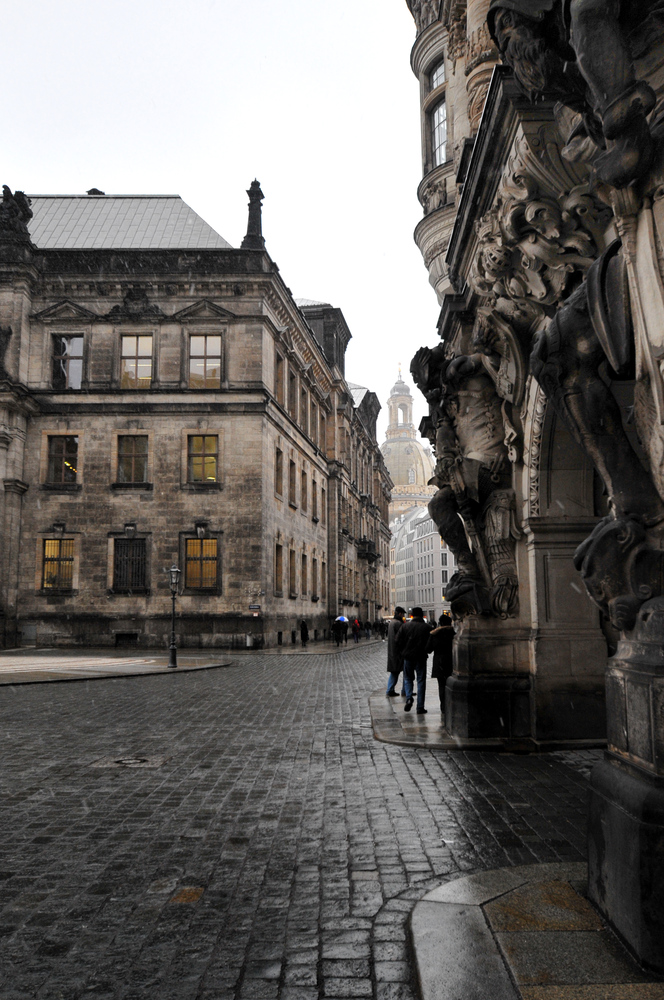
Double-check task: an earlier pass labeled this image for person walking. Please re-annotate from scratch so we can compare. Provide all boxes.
[351,619,361,643]
[395,607,433,714]
[300,619,309,648]
[428,613,455,718]
[386,607,406,696]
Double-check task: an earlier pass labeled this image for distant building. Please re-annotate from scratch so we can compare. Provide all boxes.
[380,373,435,521]
[0,183,391,648]
[390,506,456,622]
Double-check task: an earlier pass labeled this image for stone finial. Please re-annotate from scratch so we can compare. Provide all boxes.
[241,179,266,251]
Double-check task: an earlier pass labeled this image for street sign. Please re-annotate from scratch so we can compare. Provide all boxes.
[249,604,261,610]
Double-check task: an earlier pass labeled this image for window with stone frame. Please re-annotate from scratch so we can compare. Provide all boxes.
[322,561,327,599]
[288,368,298,420]
[120,335,152,389]
[185,537,218,590]
[310,400,318,446]
[52,335,84,390]
[113,538,147,591]
[189,335,221,388]
[312,557,318,598]
[321,485,326,525]
[42,538,75,591]
[300,387,308,434]
[275,352,285,405]
[117,436,149,484]
[312,479,318,520]
[275,543,283,595]
[430,58,445,90]
[301,553,307,596]
[275,447,284,496]
[187,435,219,483]
[47,435,79,484]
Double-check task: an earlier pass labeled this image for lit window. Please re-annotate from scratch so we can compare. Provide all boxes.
[117,436,148,483]
[52,336,83,390]
[47,436,78,484]
[121,336,152,389]
[42,539,74,590]
[188,435,218,483]
[185,538,218,589]
[432,101,448,167]
[431,60,445,90]
[189,335,221,388]
[113,538,147,591]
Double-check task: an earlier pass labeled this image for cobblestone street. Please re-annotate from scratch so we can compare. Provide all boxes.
[0,645,599,1000]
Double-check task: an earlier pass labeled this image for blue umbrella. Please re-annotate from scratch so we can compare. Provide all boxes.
[335,615,349,622]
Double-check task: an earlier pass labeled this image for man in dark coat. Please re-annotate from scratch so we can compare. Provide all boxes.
[428,613,455,717]
[395,608,433,714]
[386,607,406,696]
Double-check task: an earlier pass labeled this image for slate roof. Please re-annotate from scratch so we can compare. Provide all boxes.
[347,382,369,408]
[295,298,331,308]
[26,194,232,250]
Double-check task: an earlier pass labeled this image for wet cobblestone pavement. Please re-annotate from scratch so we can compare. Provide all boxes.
[0,646,600,999]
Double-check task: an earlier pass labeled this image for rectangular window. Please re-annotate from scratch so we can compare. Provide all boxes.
[289,549,296,596]
[47,436,78,484]
[275,543,283,594]
[442,570,448,584]
[312,480,318,520]
[301,553,307,596]
[113,538,147,591]
[301,470,308,512]
[300,387,308,435]
[42,539,74,590]
[312,558,318,597]
[189,334,221,388]
[432,100,447,167]
[319,413,326,452]
[289,369,297,419]
[117,436,148,484]
[321,486,326,525]
[187,435,218,483]
[275,352,285,405]
[52,335,83,390]
[289,460,297,507]
[185,538,218,589]
[310,401,318,445]
[121,335,152,389]
[441,552,448,566]
[275,448,283,496]
[321,561,326,600]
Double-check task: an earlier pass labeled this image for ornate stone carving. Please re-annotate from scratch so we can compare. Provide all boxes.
[421,178,448,215]
[407,0,441,35]
[465,23,499,75]
[522,380,547,518]
[0,186,32,243]
[447,2,467,65]
[105,287,164,322]
[469,128,611,334]
[488,0,659,187]
[412,345,519,618]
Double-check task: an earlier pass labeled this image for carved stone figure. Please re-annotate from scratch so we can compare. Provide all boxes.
[407,0,441,35]
[104,286,164,322]
[488,0,661,186]
[0,186,32,239]
[412,345,520,618]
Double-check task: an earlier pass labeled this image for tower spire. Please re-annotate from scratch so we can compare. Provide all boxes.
[241,179,266,250]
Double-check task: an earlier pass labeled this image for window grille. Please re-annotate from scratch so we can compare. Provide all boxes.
[42,539,74,590]
[185,538,218,589]
[113,538,147,590]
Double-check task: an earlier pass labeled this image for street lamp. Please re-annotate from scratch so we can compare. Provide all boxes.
[168,564,181,668]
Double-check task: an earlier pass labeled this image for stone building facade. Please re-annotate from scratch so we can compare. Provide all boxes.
[404,0,664,970]
[0,185,391,649]
[380,373,435,520]
[390,504,457,620]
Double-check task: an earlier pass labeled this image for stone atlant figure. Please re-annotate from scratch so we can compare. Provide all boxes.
[486,0,664,969]
[488,0,664,186]
[411,345,520,619]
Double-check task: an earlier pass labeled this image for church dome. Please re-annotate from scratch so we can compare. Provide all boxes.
[380,371,434,489]
[390,378,411,396]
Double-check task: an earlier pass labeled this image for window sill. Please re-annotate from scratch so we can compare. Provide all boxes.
[40,483,81,492]
[288,592,298,599]
[108,588,151,596]
[311,595,319,602]
[182,588,220,596]
[111,482,153,491]
[289,502,297,510]
[274,591,283,598]
[181,482,222,492]
[39,589,77,597]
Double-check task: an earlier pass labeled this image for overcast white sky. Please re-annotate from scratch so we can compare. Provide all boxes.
[4,0,441,440]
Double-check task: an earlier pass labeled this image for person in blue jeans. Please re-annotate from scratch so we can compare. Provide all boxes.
[395,607,433,714]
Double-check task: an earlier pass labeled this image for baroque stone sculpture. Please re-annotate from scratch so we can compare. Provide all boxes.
[488,0,664,187]
[411,344,520,618]
[0,186,32,240]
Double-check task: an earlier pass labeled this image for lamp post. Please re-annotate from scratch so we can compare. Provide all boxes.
[168,564,181,668]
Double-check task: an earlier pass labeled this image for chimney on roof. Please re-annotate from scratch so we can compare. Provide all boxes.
[240,179,265,250]
[87,188,105,196]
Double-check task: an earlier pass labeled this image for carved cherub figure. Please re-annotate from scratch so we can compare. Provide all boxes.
[488,0,660,187]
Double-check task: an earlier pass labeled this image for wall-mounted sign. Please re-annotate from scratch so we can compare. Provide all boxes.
[249,604,261,610]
